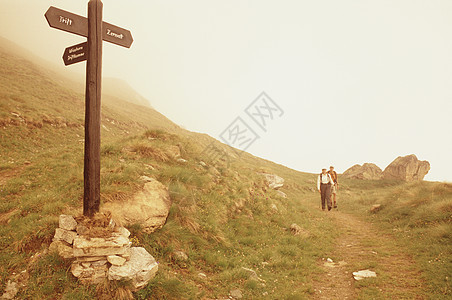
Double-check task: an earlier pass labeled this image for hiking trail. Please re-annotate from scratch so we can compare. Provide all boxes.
[311,210,426,299]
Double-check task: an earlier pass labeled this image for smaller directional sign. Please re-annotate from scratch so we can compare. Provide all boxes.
[63,42,88,66]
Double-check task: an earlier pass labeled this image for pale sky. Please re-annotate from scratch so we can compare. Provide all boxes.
[1,0,451,182]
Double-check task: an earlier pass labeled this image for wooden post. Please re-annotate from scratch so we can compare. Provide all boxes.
[45,1,132,217]
[83,0,103,217]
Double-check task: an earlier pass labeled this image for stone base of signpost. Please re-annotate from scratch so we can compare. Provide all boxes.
[49,213,158,290]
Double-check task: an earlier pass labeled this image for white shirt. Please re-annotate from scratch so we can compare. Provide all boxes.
[317,173,334,190]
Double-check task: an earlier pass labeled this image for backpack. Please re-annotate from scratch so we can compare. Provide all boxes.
[319,173,332,185]
[328,170,338,183]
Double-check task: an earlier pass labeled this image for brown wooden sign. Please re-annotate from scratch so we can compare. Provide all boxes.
[63,42,88,66]
[45,6,133,48]
[45,0,133,217]
[102,21,133,48]
[45,6,88,37]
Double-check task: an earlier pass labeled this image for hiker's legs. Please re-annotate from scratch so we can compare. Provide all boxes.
[330,184,337,208]
[326,185,332,210]
[320,184,327,210]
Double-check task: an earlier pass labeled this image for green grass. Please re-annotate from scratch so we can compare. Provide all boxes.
[0,117,332,298]
[340,178,452,299]
[118,134,335,298]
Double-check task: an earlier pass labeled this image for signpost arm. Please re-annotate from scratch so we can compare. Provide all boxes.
[83,0,103,217]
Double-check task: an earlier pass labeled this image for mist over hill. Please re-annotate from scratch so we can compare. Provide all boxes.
[0,36,150,108]
[0,36,183,137]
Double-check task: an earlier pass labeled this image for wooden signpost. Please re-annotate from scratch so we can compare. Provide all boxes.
[45,0,133,217]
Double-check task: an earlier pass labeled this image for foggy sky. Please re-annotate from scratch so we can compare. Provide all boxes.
[1,0,451,181]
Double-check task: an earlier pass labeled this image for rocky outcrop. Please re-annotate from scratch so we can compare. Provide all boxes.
[370,204,382,213]
[270,204,278,212]
[259,173,284,189]
[229,289,243,299]
[290,223,303,235]
[49,214,158,290]
[172,250,188,262]
[1,280,18,300]
[290,223,309,238]
[383,154,430,181]
[276,190,287,198]
[241,267,265,282]
[343,163,383,180]
[103,177,172,233]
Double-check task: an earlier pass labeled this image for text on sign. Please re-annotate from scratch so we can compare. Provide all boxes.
[59,16,73,26]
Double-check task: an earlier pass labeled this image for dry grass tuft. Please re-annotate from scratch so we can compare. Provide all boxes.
[131,143,170,162]
[95,280,134,300]
[144,129,176,141]
[102,191,130,203]
[74,212,116,238]
[0,208,19,225]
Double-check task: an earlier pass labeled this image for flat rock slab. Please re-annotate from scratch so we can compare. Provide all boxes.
[71,261,108,285]
[323,260,347,268]
[229,289,243,299]
[59,214,77,231]
[107,255,127,266]
[353,269,377,280]
[73,235,130,257]
[108,247,158,290]
[53,228,78,244]
[48,240,74,259]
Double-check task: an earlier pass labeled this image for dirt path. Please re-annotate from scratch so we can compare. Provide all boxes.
[311,210,426,299]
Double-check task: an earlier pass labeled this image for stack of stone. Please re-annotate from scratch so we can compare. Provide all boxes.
[50,214,158,290]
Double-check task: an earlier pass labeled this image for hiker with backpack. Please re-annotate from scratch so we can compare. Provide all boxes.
[328,166,338,208]
[317,168,335,211]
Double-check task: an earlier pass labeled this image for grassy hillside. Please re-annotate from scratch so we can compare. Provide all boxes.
[0,38,332,299]
[0,37,450,299]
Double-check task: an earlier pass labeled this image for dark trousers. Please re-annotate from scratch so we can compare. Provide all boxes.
[320,183,332,210]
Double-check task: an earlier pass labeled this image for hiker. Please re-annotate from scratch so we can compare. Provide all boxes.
[328,166,338,208]
[317,168,335,211]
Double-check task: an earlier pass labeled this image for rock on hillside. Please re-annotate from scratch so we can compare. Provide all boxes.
[259,173,284,189]
[102,177,172,233]
[383,154,430,181]
[343,163,383,180]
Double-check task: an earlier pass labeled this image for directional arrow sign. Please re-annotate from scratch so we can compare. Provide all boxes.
[63,42,88,66]
[103,22,133,48]
[45,6,88,37]
[45,6,133,48]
